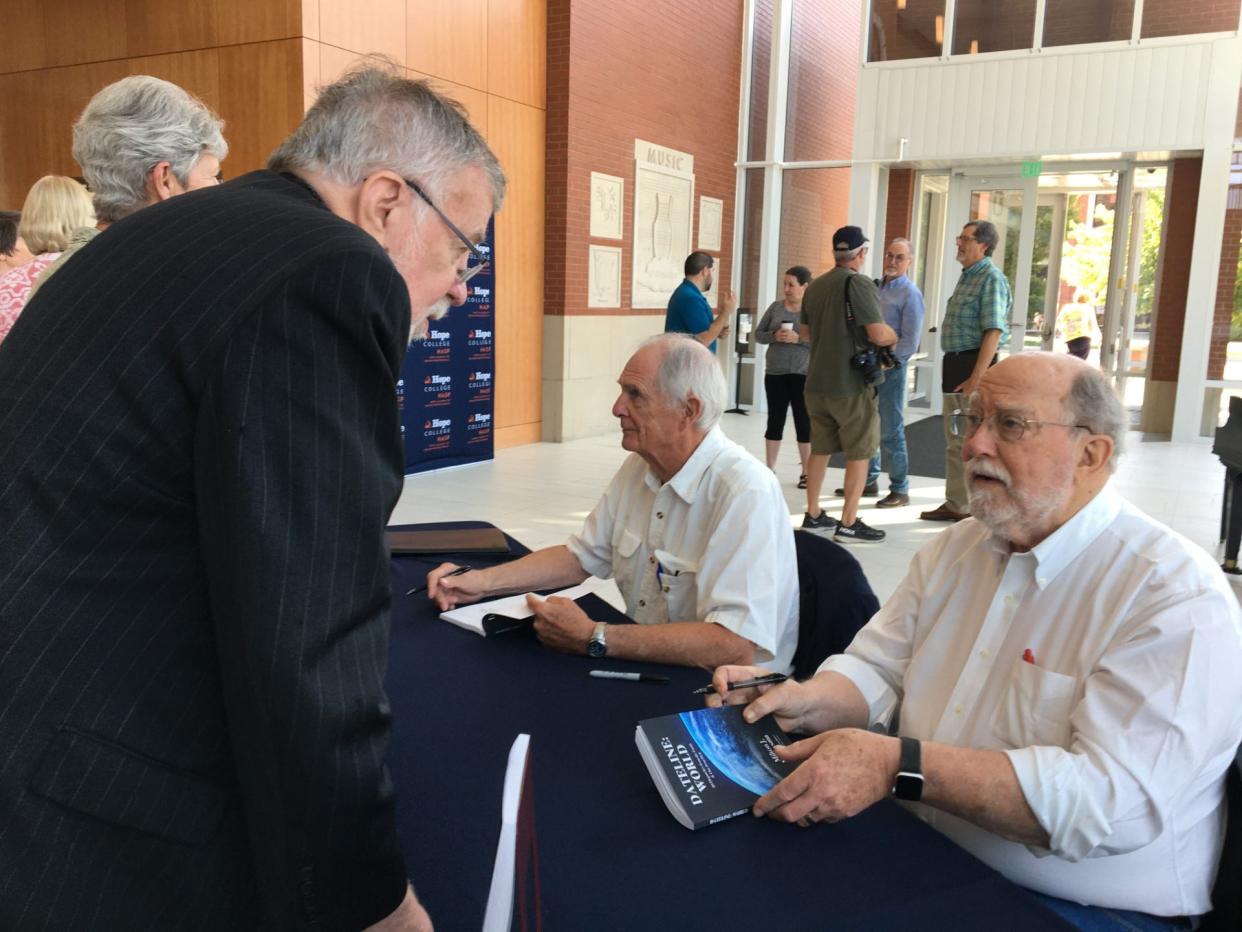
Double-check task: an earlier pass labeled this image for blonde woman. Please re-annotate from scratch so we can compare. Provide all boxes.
[0,176,94,344]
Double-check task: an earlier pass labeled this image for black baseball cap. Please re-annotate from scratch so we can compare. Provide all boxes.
[832,226,869,251]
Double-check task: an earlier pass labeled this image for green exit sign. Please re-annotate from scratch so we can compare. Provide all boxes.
[1021,160,1043,178]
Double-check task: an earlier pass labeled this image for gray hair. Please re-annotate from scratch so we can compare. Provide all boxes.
[834,244,865,264]
[966,220,999,256]
[269,64,506,212]
[73,76,228,223]
[639,334,726,431]
[1064,365,1127,471]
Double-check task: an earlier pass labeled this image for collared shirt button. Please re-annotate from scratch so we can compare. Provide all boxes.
[979,648,989,658]
[663,586,670,592]
[656,511,664,519]
[954,704,963,715]
[649,555,656,564]
[1003,595,1015,605]
[639,599,646,607]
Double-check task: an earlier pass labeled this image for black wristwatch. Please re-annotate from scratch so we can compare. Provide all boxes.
[587,622,608,658]
[891,736,924,801]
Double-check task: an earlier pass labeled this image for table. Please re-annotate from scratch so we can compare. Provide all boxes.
[385,522,1070,930]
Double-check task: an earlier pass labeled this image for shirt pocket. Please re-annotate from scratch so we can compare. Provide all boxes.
[653,549,699,620]
[990,657,1076,750]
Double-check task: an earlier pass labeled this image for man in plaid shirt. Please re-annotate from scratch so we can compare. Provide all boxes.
[921,220,1011,522]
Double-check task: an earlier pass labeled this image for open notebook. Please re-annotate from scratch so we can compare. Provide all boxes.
[438,584,597,636]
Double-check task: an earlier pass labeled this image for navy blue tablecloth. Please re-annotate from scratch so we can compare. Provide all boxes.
[385,522,1070,931]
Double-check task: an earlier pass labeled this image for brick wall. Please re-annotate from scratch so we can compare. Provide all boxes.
[785,0,859,162]
[545,0,572,325]
[777,0,860,279]
[1210,207,1242,379]
[1141,0,1239,38]
[883,167,915,245]
[545,0,744,319]
[778,168,852,276]
[1150,157,1201,383]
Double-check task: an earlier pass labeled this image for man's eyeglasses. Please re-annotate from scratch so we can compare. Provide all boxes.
[956,235,977,243]
[404,178,488,284]
[949,411,1093,443]
[884,252,909,261]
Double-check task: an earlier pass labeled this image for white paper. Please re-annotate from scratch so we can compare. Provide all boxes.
[482,733,531,932]
[439,583,595,636]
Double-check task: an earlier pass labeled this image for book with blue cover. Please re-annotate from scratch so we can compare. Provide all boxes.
[634,704,795,830]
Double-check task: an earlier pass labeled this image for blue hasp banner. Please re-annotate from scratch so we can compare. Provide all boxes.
[399,219,495,474]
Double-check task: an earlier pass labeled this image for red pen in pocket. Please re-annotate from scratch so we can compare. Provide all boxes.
[1022,648,1036,664]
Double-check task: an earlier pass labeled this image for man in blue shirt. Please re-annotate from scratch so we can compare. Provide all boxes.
[866,239,925,508]
[664,251,734,353]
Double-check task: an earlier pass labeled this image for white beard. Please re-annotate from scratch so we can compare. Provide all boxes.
[966,458,1070,546]
[408,298,453,345]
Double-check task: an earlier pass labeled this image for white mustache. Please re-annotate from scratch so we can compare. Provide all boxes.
[966,459,1012,488]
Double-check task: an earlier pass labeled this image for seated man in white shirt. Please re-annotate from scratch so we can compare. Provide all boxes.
[710,352,1242,927]
[428,333,800,672]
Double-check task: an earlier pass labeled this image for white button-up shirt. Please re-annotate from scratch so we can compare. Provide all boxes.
[822,485,1242,916]
[567,426,799,673]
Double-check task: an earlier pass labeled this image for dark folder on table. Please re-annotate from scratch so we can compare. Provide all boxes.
[387,527,512,555]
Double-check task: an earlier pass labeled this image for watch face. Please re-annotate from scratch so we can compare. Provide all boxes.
[893,772,924,802]
[587,639,607,658]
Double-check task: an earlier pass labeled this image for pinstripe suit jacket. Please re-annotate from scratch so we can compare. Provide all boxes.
[0,171,412,931]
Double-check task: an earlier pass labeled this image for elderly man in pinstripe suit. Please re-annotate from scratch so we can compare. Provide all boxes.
[0,65,504,931]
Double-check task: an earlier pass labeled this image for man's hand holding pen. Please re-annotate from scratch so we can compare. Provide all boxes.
[426,563,487,610]
[704,664,815,734]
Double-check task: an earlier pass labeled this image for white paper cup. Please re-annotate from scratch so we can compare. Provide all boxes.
[780,322,794,331]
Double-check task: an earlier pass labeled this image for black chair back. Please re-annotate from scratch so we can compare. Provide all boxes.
[1203,745,1242,931]
[790,530,880,680]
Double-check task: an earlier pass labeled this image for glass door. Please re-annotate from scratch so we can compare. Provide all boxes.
[930,170,1038,410]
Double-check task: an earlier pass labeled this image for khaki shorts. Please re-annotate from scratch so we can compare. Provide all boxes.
[805,390,879,460]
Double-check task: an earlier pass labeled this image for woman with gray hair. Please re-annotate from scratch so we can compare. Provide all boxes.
[73,75,228,223]
[29,76,228,299]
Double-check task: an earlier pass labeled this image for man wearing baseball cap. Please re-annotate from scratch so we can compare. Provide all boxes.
[797,225,897,543]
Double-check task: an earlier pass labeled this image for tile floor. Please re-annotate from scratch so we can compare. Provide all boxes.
[392,411,1240,605]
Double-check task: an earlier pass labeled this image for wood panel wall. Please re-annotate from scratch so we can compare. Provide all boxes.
[0,2,304,207]
[0,0,547,450]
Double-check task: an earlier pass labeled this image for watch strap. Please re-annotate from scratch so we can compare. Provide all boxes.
[892,736,924,802]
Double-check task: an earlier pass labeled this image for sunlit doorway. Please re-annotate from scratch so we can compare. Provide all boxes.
[912,163,1169,425]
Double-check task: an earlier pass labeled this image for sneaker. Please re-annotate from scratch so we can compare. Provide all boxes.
[834,518,886,543]
[875,492,910,508]
[801,510,837,531]
[835,483,879,497]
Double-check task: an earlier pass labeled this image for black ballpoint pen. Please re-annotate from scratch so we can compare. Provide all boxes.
[406,564,472,596]
[692,672,788,696]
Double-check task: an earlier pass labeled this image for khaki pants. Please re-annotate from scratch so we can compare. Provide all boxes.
[942,393,969,513]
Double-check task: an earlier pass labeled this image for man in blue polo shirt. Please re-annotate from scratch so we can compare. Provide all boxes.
[664,251,734,353]
[866,238,925,508]
[921,219,1010,522]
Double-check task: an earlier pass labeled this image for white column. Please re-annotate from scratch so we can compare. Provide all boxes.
[1170,37,1242,442]
[849,164,885,279]
[748,0,794,413]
